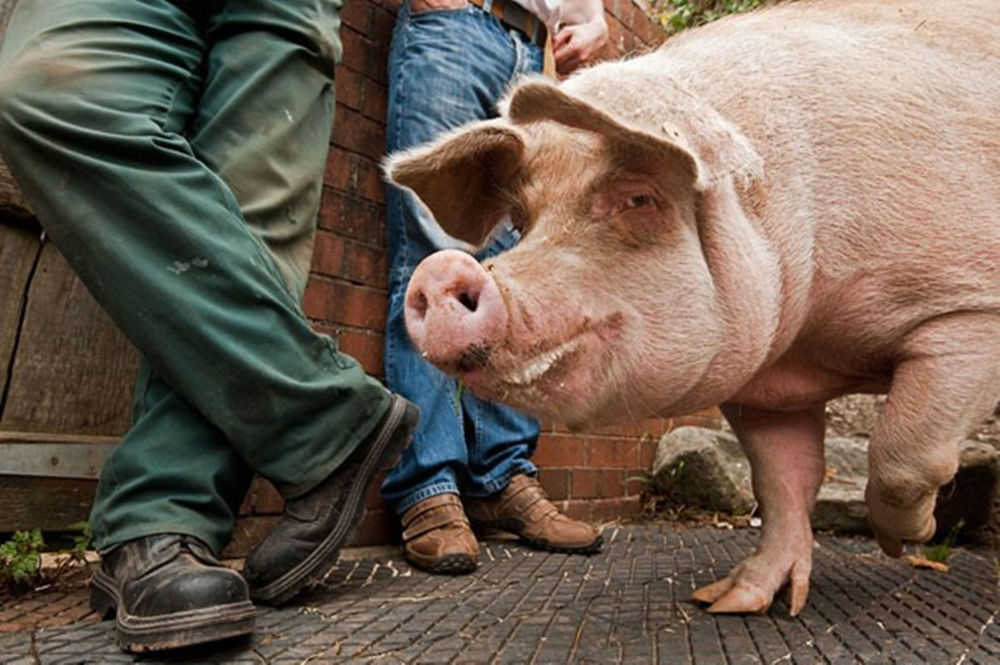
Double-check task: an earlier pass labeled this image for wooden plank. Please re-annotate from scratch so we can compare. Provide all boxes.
[0,162,31,222]
[0,432,118,479]
[0,0,16,32]
[0,475,97,532]
[1,242,138,435]
[0,0,33,222]
[0,223,41,402]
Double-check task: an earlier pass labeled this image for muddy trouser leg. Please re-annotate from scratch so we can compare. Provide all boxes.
[0,0,389,555]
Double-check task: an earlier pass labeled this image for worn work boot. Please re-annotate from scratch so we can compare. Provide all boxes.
[401,493,480,574]
[89,534,255,653]
[465,474,604,553]
[244,395,419,605]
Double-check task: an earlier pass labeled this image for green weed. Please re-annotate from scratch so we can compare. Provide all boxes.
[654,0,773,34]
[0,529,45,590]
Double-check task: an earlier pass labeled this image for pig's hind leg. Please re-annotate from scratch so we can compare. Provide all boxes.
[866,313,1000,557]
[692,404,826,616]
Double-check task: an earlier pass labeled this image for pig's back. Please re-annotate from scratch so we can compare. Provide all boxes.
[655,0,1000,325]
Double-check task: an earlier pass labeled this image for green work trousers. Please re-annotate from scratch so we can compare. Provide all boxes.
[0,0,390,554]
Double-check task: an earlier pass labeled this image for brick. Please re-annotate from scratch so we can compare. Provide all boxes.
[223,515,280,558]
[624,473,649,497]
[340,0,372,33]
[570,468,601,499]
[363,80,388,124]
[605,16,627,58]
[312,230,388,289]
[335,327,385,375]
[638,436,658,469]
[559,499,593,522]
[548,418,669,438]
[349,508,396,546]
[335,66,367,112]
[333,105,386,161]
[371,7,398,54]
[339,27,384,83]
[537,467,569,501]
[318,189,385,245]
[599,469,626,498]
[589,438,636,469]
[590,496,642,522]
[324,147,386,203]
[238,475,284,516]
[303,277,387,331]
[532,434,589,467]
[365,470,389,508]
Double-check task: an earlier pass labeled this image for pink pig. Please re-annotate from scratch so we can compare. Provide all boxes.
[385,0,1000,615]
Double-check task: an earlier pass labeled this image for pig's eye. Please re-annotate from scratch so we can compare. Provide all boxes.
[625,194,654,209]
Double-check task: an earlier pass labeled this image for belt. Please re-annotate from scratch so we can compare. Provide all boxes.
[469,0,546,49]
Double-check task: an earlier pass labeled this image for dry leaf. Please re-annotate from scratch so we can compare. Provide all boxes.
[905,555,949,572]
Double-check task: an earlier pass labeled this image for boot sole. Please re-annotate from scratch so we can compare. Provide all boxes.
[90,569,255,653]
[249,396,416,606]
[475,520,605,555]
[406,552,479,575]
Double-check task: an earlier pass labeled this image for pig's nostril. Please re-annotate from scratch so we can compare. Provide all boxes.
[458,291,478,312]
[411,291,429,319]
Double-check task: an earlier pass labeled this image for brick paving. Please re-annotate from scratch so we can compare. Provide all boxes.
[1,524,997,664]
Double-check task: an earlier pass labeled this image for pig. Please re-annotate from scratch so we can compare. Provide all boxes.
[383,0,1000,616]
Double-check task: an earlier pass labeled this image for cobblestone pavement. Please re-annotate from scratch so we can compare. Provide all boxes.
[1,524,997,664]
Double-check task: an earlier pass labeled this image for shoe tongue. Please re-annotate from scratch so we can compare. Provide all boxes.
[131,535,218,574]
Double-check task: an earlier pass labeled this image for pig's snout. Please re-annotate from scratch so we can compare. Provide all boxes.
[405,250,508,371]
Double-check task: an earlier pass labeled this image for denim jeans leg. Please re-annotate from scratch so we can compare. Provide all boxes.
[379,1,543,513]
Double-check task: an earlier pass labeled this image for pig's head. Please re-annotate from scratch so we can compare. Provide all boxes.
[386,68,782,427]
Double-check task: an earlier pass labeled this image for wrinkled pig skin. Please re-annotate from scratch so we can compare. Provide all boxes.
[386,0,1000,616]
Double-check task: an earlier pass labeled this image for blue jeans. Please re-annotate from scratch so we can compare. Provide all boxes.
[380,0,544,514]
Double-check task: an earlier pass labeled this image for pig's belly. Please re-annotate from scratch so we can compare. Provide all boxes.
[727,362,891,412]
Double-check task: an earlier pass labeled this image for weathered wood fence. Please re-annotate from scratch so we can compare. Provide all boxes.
[0,0,137,532]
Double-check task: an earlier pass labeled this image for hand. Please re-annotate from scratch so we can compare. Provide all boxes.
[552,19,608,75]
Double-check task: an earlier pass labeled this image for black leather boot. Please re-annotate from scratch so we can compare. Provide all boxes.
[244,394,419,605]
[90,534,255,653]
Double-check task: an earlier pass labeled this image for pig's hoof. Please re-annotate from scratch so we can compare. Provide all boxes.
[691,552,812,616]
[866,487,937,557]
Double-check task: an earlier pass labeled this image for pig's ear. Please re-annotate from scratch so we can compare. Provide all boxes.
[506,78,761,190]
[506,79,702,187]
[384,122,525,248]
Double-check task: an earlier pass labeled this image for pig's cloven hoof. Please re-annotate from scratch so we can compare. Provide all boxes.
[691,544,813,617]
[865,485,938,558]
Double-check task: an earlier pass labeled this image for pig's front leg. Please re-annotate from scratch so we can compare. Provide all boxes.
[692,404,826,616]
[867,314,1000,557]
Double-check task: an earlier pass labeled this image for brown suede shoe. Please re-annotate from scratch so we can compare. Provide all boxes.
[465,474,603,554]
[401,493,479,574]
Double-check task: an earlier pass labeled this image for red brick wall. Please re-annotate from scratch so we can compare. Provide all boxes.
[226,0,723,556]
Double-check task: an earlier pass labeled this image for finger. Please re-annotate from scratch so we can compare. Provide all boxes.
[707,584,771,614]
[691,576,734,604]
[552,29,573,49]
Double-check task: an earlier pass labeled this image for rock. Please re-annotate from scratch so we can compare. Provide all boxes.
[651,427,754,514]
[651,427,1000,537]
[813,437,872,533]
[934,440,1000,537]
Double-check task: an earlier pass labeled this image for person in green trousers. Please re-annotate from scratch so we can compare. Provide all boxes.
[0,0,419,653]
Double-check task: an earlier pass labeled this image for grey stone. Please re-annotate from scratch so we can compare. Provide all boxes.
[651,427,754,514]
[651,427,999,536]
[816,437,1000,535]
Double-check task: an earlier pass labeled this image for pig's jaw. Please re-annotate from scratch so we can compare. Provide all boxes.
[498,336,582,386]
[453,316,621,423]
